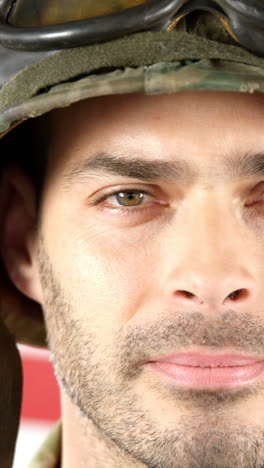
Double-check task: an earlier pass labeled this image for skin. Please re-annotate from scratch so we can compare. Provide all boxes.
[3,90,264,467]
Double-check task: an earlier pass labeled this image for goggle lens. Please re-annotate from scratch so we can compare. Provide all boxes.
[9,0,151,27]
[0,0,263,57]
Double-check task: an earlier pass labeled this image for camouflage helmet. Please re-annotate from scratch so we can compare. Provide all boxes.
[0,1,264,466]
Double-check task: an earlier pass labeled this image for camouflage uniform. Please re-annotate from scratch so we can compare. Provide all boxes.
[28,422,61,468]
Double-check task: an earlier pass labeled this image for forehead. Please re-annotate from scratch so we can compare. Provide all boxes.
[44,91,264,185]
[47,91,264,144]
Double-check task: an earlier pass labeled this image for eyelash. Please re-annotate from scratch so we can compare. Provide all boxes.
[93,188,162,215]
[91,187,264,219]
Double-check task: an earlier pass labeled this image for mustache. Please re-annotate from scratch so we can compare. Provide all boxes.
[118,310,264,368]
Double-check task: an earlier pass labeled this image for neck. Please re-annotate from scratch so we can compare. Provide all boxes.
[61,391,146,468]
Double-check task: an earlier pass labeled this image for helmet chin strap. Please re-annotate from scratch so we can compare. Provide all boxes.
[0,315,22,468]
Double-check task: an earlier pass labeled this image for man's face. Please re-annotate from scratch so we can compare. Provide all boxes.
[35,91,264,467]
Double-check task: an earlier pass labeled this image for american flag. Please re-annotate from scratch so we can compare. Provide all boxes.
[13,345,61,467]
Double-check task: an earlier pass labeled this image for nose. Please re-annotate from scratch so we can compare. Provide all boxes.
[174,287,249,310]
[164,193,257,313]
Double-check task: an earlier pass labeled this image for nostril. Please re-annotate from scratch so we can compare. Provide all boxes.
[177,289,248,303]
[178,291,203,303]
[174,290,196,300]
[228,290,240,300]
[182,291,195,299]
[228,289,247,301]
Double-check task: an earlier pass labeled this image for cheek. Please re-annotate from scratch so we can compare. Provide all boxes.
[48,223,157,338]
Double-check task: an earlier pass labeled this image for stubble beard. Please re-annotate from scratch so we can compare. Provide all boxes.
[37,236,264,468]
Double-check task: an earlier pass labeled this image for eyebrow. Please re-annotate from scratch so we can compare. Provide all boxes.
[63,151,264,188]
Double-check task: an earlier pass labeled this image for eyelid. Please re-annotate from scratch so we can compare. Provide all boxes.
[90,186,169,217]
[96,188,151,203]
[91,184,163,204]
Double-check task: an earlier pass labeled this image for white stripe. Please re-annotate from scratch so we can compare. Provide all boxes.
[13,420,53,468]
[18,344,51,361]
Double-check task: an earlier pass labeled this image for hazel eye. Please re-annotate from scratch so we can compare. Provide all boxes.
[245,191,264,207]
[92,186,169,218]
[107,190,147,207]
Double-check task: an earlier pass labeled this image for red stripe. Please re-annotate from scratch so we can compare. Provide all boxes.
[21,355,61,422]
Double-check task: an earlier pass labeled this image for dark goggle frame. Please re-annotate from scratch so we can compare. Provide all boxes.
[0,0,263,56]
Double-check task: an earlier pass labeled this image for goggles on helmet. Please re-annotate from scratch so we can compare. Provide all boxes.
[0,0,263,56]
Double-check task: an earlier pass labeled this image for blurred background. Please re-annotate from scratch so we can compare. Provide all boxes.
[0,44,62,468]
[13,344,61,467]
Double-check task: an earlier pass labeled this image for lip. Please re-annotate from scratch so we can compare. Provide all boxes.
[145,353,264,390]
